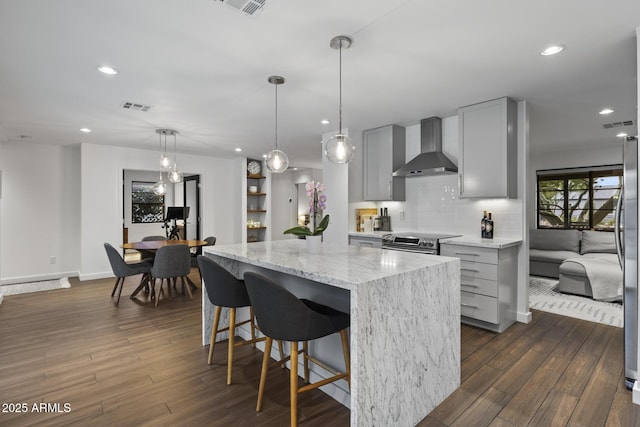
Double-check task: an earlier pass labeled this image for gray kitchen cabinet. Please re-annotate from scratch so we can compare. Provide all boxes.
[458,97,517,198]
[363,124,405,201]
[441,242,517,333]
[348,234,382,248]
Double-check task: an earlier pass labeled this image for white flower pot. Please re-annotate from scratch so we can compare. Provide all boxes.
[306,235,322,253]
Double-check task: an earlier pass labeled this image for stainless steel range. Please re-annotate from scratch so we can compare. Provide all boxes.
[381,232,461,255]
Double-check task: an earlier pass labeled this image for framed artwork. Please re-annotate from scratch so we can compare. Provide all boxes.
[132,181,165,223]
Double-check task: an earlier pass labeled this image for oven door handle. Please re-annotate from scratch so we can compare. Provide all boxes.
[382,246,437,255]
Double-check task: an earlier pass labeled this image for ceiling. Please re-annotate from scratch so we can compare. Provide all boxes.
[0,0,638,168]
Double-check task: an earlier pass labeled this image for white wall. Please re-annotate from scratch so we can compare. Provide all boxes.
[323,130,355,245]
[0,142,80,284]
[80,143,243,280]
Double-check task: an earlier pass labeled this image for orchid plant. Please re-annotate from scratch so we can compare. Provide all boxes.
[283,181,330,237]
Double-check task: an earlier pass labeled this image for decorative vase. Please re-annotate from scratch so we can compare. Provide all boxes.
[306,235,323,253]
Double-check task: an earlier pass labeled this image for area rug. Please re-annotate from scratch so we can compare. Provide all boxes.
[0,277,71,296]
[529,275,623,328]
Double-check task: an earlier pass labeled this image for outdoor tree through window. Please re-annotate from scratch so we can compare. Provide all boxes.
[537,168,622,231]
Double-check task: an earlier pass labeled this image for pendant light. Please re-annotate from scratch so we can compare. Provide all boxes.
[167,130,183,184]
[265,75,289,173]
[154,130,168,195]
[159,130,171,169]
[325,35,355,164]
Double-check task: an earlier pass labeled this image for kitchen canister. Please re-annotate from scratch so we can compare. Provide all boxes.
[248,185,258,193]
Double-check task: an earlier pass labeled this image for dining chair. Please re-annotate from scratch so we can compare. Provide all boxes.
[139,235,167,261]
[150,244,191,306]
[243,271,350,427]
[197,255,283,385]
[103,243,152,305]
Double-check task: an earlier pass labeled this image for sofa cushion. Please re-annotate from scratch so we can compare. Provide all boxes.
[530,229,581,252]
[530,249,581,264]
[581,230,616,254]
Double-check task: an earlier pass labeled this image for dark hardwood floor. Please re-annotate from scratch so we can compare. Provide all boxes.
[1,272,639,426]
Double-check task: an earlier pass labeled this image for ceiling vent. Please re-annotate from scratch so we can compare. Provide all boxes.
[121,101,152,112]
[602,120,634,129]
[213,0,269,16]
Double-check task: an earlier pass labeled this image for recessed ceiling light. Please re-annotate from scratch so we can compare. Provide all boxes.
[321,119,331,125]
[540,45,565,56]
[617,132,629,138]
[234,147,242,152]
[98,66,118,75]
[599,108,614,115]
[80,128,92,133]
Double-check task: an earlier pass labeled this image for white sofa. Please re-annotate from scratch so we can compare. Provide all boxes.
[530,229,622,302]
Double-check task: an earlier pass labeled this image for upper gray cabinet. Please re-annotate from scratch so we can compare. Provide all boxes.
[363,124,406,201]
[458,97,517,198]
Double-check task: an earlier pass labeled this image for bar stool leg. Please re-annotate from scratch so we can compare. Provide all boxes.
[250,307,257,348]
[340,329,351,389]
[302,341,309,383]
[227,307,236,385]
[208,306,222,364]
[257,337,273,412]
[290,341,299,427]
[278,340,285,368]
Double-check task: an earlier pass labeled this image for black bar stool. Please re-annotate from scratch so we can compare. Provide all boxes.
[243,271,350,427]
[198,255,283,385]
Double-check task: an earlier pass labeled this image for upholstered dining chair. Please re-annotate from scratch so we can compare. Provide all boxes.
[150,244,191,306]
[139,235,167,260]
[197,255,283,385]
[103,243,152,305]
[243,272,350,427]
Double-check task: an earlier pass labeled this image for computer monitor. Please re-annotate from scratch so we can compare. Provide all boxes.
[165,206,190,221]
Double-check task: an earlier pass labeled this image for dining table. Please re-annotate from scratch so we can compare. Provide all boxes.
[121,239,208,297]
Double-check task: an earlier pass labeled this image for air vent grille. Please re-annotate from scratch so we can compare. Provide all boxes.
[603,120,634,129]
[121,101,152,112]
[213,0,268,16]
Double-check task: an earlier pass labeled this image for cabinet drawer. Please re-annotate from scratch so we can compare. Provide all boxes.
[460,276,498,298]
[441,245,498,264]
[460,259,497,282]
[461,291,498,324]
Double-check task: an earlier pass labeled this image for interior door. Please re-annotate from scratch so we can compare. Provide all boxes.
[183,175,200,240]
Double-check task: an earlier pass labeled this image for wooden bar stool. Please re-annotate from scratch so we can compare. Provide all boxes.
[198,255,283,385]
[243,272,350,427]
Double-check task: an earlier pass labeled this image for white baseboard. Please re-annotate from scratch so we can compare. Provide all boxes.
[78,271,113,281]
[0,271,77,286]
[517,310,532,323]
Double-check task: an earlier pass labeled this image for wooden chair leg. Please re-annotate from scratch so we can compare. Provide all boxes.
[290,341,299,427]
[208,306,221,365]
[115,277,125,305]
[250,307,257,348]
[227,308,236,385]
[182,276,193,299]
[302,341,309,383]
[111,277,121,297]
[340,329,351,389]
[155,279,163,307]
[256,336,273,412]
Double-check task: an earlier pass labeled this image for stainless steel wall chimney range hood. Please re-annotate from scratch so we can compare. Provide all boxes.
[393,117,458,177]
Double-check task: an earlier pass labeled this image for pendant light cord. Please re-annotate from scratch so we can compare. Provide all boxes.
[338,41,343,134]
[274,83,279,150]
[173,133,177,165]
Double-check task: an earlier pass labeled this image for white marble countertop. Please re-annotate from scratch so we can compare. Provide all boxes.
[440,235,522,249]
[204,239,457,290]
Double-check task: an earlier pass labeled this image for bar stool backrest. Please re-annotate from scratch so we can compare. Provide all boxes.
[197,255,250,308]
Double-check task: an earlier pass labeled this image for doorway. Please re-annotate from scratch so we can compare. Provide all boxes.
[182,175,200,240]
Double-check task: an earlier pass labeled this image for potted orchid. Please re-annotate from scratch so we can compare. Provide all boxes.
[284,181,330,238]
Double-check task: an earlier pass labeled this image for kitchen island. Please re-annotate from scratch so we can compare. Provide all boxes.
[203,239,460,427]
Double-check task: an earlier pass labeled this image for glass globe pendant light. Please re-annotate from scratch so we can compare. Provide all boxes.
[325,35,355,164]
[167,130,183,184]
[265,75,289,173]
[154,130,167,194]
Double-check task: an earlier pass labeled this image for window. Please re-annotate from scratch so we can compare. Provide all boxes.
[132,181,165,223]
[537,167,622,231]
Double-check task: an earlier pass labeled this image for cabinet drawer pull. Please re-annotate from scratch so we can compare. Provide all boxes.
[461,303,478,309]
[455,252,479,256]
[461,268,480,273]
[461,283,479,288]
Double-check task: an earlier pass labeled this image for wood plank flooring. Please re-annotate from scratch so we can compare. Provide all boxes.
[1,273,639,426]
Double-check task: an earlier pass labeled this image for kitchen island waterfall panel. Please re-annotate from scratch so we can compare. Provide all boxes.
[203,240,460,427]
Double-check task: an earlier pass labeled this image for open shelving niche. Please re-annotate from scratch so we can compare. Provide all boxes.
[242,158,271,243]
